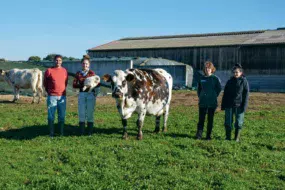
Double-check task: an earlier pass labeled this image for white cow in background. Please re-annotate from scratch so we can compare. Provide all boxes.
[0,68,43,103]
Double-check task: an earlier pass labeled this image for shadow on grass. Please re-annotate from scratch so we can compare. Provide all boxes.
[0,100,15,104]
[0,124,125,140]
[166,132,193,139]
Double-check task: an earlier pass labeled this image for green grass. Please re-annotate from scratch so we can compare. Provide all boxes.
[0,62,284,189]
[0,94,284,189]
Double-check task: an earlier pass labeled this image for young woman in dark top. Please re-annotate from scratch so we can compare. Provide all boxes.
[221,64,249,142]
[196,61,222,140]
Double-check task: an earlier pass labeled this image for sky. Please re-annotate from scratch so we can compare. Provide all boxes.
[0,0,284,60]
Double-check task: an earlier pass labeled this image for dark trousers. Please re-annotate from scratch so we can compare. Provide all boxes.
[197,107,216,137]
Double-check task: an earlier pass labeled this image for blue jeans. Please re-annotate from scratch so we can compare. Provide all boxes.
[224,107,245,130]
[78,92,96,122]
[47,96,66,123]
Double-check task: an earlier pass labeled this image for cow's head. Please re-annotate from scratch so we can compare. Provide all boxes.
[0,69,6,81]
[102,70,135,99]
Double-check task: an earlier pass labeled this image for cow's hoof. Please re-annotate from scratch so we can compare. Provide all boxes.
[153,128,160,133]
[122,133,128,140]
[162,128,167,133]
[137,134,143,140]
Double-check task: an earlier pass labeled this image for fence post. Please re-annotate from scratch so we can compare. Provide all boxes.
[130,60,133,69]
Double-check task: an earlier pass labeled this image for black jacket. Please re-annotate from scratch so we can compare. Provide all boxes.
[221,76,249,111]
[198,75,222,108]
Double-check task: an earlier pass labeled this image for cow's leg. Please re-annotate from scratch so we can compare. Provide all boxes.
[122,119,128,139]
[37,87,43,103]
[154,116,161,133]
[137,111,146,140]
[163,104,170,132]
[13,87,20,102]
[32,88,37,104]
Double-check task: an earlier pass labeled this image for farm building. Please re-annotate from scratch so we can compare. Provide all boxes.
[87,28,285,92]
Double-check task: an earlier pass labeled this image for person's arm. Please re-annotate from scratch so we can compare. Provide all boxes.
[221,81,229,110]
[73,72,80,88]
[65,72,68,87]
[241,79,249,112]
[197,80,202,97]
[43,70,49,93]
[215,77,222,97]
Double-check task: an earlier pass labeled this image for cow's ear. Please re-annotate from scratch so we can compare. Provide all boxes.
[102,74,112,82]
[126,73,135,82]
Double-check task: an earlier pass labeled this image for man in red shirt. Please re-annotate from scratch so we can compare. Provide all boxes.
[44,55,68,137]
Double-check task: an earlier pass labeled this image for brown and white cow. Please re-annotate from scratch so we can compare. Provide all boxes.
[0,68,43,103]
[103,68,173,140]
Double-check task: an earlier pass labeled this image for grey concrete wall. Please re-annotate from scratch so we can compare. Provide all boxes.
[213,71,285,92]
[35,60,193,88]
[135,65,193,87]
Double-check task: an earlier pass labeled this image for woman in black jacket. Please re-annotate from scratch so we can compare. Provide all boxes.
[196,61,222,140]
[221,64,249,142]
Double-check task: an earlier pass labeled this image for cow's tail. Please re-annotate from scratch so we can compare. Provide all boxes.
[35,69,43,91]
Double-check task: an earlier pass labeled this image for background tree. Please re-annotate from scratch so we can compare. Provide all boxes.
[43,54,57,61]
[28,56,41,62]
[43,54,79,61]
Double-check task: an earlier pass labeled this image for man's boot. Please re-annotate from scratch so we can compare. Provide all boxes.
[48,120,54,137]
[234,129,241,142]
[195,129,203,140]
[79,122,85,135]
[225,126,231,140]
[58,121,64,136]
[87,122,94,136]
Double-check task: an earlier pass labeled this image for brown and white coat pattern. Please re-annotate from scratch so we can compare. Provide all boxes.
[103,68,173,140]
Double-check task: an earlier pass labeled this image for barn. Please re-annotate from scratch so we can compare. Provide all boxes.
[87,28,285,92]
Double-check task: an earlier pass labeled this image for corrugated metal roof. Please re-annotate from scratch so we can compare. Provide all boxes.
[89,29,285,51]
[243,30,285,45]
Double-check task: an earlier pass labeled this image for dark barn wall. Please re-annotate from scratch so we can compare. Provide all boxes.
[89,44,285,74]
[241,45,285,74]
[89,46,240,71]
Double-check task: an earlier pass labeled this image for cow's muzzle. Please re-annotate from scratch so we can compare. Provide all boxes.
[112,90,123,98]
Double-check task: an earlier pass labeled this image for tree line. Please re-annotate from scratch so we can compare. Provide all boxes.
[28,54,79,62]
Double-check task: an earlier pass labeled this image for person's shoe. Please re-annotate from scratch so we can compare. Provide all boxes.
[225,127,231,140]
[58,121,64,136]
[79,122,85,135]
[195,130,203,140]
[48,120,54,137]
[87,122,94,136]
[206,134,212,140]
[234,129,241,142]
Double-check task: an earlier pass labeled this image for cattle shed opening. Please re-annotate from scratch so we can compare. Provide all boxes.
[88,28,285,92]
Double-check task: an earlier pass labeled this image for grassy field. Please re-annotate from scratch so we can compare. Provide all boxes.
[0,62,284,189]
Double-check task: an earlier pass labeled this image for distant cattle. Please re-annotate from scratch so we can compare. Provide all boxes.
[82,75,101,92]
[0,68,43,103]
[103,68,173,140]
